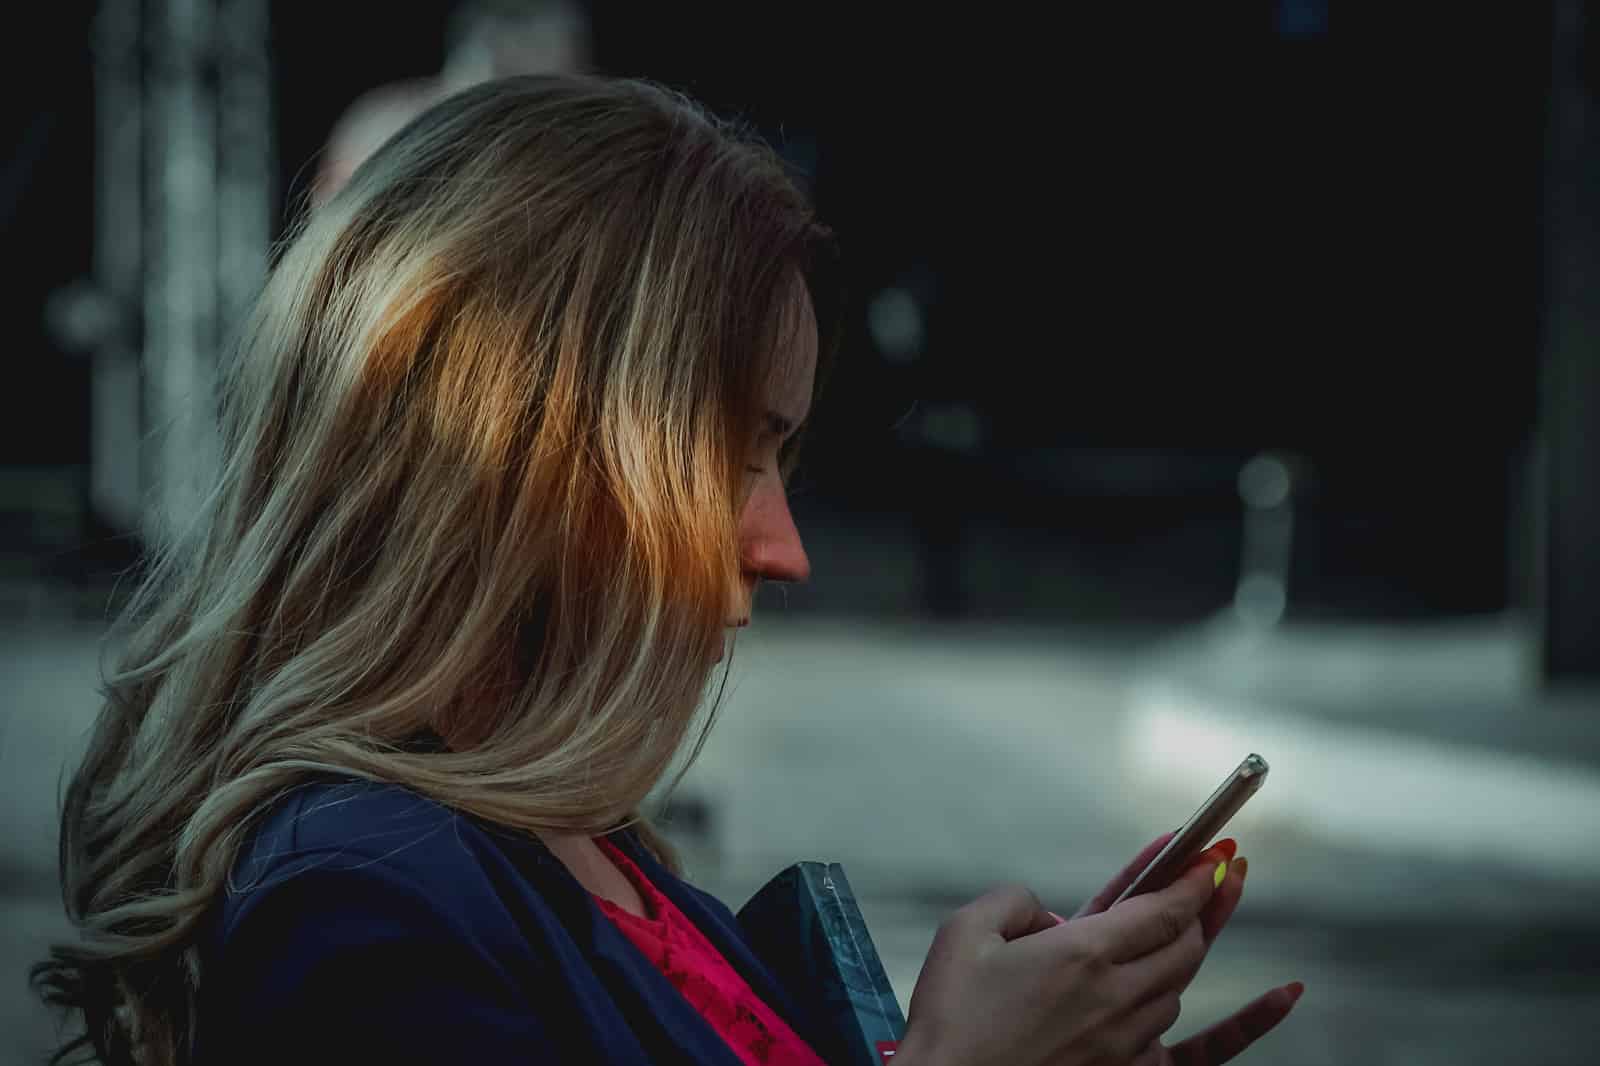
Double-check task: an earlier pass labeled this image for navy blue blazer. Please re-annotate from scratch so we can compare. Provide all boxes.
[196,776,829,1064]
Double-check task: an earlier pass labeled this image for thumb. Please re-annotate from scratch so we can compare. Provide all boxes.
[956,884,1058,943]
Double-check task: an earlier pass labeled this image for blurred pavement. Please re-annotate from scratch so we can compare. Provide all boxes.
[667,611,1600,1065]
[4,602,1599,1065]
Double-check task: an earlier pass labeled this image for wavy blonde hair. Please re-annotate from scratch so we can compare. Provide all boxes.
[32,74,840,1066]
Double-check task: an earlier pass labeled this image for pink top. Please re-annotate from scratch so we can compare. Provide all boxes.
[589,836,830,1066]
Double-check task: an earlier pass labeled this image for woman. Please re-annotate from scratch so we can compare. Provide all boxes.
[33,74,1301,1065]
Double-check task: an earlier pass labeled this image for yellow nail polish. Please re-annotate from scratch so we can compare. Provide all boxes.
[1213,861,1228,888]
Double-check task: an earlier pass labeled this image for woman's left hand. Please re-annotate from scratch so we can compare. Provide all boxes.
[1127,982,1303,1066]
[1053,833,1304,1065]
[1069,832,1239,943]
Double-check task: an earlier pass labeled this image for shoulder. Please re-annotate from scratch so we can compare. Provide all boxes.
[236,776,462,868]
[231,777,465,882]
[200,778,562,1061]
[218,776,528,948]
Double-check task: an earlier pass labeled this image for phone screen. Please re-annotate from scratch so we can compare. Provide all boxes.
[1113,753,1269,906]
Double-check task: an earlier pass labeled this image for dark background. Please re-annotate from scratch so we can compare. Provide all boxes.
[0,1,1551,624]
[11,9,1600,1066]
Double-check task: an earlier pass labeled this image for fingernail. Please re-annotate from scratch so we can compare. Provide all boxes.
[1213,861,1228,889]
[1233,856,1249,882]
[1048,910,1066,926]
[1287,981,1305,1004]
[1212,838,1238,863]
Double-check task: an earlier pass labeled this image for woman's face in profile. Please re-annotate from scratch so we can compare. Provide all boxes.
[720,278,817,656]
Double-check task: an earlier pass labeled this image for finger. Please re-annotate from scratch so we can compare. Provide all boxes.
[954,883,1056,944]
[1113,912,1207,1007]
[1072,832,1177,919]
[1119,837,1237,908]
[1106,990,1183,1063]
[1166,982,1304,1066]
[1197,855,1246,946]
[1120,859,1249,1006]
[1088,844,1232,962]
[1130,1040,1167,1066]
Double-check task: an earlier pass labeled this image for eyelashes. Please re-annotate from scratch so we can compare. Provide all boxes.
[746,437,800,479]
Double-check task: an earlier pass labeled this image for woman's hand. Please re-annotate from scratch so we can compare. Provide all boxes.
[1073,834,1304,1065]
[897,841,1301,1066]
[1070,833,1244,962]
[1125,980,1303,1066]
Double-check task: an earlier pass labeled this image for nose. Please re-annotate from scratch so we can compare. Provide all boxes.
[739,486,811,587]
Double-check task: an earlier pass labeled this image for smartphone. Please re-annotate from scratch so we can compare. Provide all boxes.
[1112,753,1269,907]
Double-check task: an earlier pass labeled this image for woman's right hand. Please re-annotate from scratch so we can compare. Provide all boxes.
[896,843,1286,1066]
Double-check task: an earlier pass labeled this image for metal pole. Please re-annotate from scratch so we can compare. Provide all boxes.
[216,0,273,336]
[143,0,220,549]
[87,0,146,535]
[1540,0,1600,683]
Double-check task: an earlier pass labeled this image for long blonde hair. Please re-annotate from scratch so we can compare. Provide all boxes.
[32,73,840,1066]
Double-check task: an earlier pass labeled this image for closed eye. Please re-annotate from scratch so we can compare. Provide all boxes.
[747,424,803,480]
